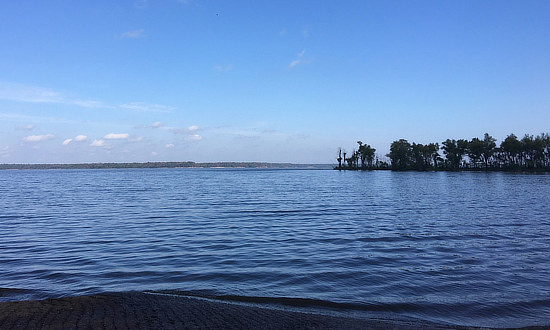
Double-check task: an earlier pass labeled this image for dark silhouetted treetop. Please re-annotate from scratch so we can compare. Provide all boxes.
[336,132,550,171]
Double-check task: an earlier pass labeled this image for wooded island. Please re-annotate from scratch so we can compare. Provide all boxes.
[336,133,550,171]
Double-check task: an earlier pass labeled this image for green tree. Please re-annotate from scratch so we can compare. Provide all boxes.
[481,133,497,169]
[410,143,440,170]
[411,143,427,170]
[388,139,412,170]
[542,133,550,168]
[357,142,376,169]
[337,131,550,172]
[430,143,442,168]
[500,133,522,168]
[442,139,467,169]
[468,137,484,168]
[363,145,376,168]
[345,150,358,169]
[533,134,546,168]
[521,135,535,168]
[357,141,366,168]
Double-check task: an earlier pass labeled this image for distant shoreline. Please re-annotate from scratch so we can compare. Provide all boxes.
[0,162,333,170]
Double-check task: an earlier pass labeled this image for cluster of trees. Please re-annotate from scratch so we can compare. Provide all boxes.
[336,141,384,170]
[337,133,550,171]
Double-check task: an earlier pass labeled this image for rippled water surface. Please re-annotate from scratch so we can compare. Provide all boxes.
[1,168,550,327]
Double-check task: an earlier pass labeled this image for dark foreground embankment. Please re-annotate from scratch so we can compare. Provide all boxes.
[0,291,481,329]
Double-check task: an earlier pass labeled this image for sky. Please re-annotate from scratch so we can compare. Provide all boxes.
[1,0,549,164]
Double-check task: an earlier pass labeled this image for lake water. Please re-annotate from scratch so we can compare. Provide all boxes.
[1,168,549,327]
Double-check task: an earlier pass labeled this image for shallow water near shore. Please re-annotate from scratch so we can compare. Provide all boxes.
[1,168,550,327]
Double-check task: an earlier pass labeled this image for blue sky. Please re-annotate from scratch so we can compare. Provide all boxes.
[1,0,549,164]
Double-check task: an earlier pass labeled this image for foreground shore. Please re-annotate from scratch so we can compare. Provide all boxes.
[0,291,485,329]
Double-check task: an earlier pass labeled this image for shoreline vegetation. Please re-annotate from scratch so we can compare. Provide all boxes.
[0,162,332,171]
[336,132,550,172]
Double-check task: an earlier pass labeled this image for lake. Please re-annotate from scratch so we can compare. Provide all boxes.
[1,168,549,327]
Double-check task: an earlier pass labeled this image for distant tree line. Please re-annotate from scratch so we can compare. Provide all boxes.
[336,133,550,171]
[0,162,331,171]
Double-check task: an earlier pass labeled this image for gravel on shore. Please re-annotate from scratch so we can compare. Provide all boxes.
[0,291,482,329]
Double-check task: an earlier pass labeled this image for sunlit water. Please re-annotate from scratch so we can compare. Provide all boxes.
[1,168,549,327]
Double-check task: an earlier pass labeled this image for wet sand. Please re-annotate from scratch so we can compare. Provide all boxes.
[0,291,493,329]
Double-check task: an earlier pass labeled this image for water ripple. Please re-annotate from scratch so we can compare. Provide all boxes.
[1,169,550,327]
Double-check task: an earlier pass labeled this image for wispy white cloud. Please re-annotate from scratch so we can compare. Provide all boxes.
[0,111,84,125]
[119,29,146,39]
[74,135,87,142]
[302,27,310,38]
[0,82,61,103]
[288,50,306,69]
[62,134,87,146]
[288,60,300,69]
[22,134,55,142]
[104,133,130,140]
[90,139,106,147]
[214,64,233,73]
[172,125,200,134]
[139,122,201,144]
[279,28,287,36]
[119,102,174,113]
[206,124,288,140]
[168,124,202,141]
[185,134,202,141]
[136,121,167,129]
[0,82,107,108]
[1,83,176,114]
[69,100,106,108]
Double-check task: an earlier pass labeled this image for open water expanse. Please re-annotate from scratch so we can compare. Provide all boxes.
[1,168,550,327]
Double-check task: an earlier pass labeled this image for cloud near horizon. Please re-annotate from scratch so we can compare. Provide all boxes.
[119,102,174,113]
[62,134,88,146]
[22,134,55,142]
[172,125,200,134]
[103,133,130,140]
[184,134,202,141]
[90,139,105,147]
